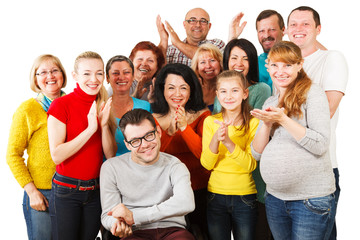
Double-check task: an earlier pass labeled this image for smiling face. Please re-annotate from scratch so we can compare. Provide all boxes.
[197,51,221,82]
[108,61,134,94]
[183,8,211,45]
[124,120,161,166]
[267,59,303,92]
[228,47,249,77]
[287,10,321,56]
[164,74,191,109]
[73,58,104,95]
[257,15,284,53]
[216,76,248,112]
[36,60,64,99]
[133,50,158,82]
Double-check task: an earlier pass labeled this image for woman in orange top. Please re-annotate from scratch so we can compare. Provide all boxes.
[152,63,210,238]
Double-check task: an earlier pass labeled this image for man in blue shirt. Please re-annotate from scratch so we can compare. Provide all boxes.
[255,10,285,93]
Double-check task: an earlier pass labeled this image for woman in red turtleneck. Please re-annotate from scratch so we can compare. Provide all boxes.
[47,51,116,240]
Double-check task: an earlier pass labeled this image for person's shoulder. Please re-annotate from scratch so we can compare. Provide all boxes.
[308,83,326,96]
[250,116,260,126]
[206,38,225,48]
[160,152,189,171]
[258,52,268,59]
[18,98,41,111]
[132,97,151,111]
[51,92,73,106]
[103,153,131,169]
[13,98,43,119]
[255,82,271,91]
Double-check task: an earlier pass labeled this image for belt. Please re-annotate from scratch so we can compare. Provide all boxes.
[53,179,99,191]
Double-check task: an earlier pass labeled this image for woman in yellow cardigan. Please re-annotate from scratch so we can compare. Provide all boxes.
[6,54,67,240]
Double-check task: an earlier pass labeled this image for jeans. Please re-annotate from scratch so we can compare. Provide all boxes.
[49,173,101,240]
[326,168,340,240]
[265,192,335,240]
[207,192,257,240]
[23,189,52,240]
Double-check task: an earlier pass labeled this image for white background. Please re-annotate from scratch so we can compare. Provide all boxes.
[0,0,358,238]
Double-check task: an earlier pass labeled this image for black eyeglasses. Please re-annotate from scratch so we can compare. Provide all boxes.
[125,129,157,148]
[185,18,209,25]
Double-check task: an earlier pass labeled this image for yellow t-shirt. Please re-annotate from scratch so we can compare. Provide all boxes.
[6,98,56,189]
[200,113,259,195]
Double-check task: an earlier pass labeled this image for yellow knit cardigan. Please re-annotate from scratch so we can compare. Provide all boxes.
[6,98,56,189]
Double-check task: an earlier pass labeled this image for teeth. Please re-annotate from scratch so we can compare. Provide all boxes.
[294,34,304,38]
[139,69,149,73]
[116,82,127,85]
[234,69,244,72]
[46,81,56,85]
[205,71,214,74]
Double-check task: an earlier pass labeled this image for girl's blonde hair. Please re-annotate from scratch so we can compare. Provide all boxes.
[74,51,117,134]
[268,41,312,120]
[216,70,252,135]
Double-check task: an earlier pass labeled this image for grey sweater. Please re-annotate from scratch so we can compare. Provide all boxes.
[100,152,195,231]
[251,84,335,200]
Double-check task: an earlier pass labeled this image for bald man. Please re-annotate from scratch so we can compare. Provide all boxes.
[157,8,225,66]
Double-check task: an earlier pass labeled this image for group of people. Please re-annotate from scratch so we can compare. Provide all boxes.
[6,5,348,240]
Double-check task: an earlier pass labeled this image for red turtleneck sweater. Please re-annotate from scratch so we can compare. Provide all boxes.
[48,85,102,180]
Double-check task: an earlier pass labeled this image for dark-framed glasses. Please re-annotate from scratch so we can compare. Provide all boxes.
[185,18,209,25]
[125,129,156,148]
[36,69,61,77]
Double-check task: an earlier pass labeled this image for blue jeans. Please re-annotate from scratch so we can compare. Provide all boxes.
[49,173,101,240]
[326,168,340,240]
[23,189,52,240]
[207,192,257,240]
[265,192,335,240]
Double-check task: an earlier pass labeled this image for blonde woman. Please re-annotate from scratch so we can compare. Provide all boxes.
[7,54,66,240]
[191,43,223,112]
[47,51,116,240]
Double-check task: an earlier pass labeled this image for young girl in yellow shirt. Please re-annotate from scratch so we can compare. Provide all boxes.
[201,70,259,240]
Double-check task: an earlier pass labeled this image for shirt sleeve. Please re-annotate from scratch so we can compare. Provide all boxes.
[47,97,68,124]
[180,110,211,159]
[6,102,33,187]
[321,51,348,94]
[100,161,121,231]
[200,115,220,170]
[132,161,195,226]
[297,85,331,156]
[227,118,258,172]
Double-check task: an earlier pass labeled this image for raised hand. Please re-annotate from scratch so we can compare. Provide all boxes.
[87,101,98,134]
[250,106,285,127]
[147,77,156,103]
[214,119,232,143]
[132,74,149,99]
[167,113,178,136]
[156,15,169,42]
[228,12,247,41]
[98,97,112,128]
[175,105,187,131]
[165,21,181,45]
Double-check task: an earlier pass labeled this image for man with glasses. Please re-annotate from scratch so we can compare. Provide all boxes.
[100,109,195,239]
[157,7,225,66]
